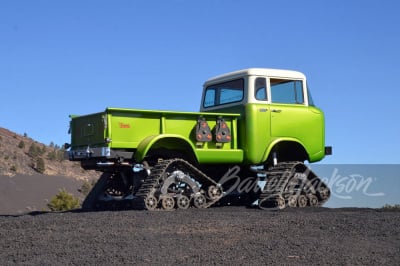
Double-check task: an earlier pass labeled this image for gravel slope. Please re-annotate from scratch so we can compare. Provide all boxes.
[1,207,399,265]
[0,174,85,214]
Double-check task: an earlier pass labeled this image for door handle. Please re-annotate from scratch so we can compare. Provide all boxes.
[271,109,282,113]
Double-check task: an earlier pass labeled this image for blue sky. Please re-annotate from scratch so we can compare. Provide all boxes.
[1,0,400,166]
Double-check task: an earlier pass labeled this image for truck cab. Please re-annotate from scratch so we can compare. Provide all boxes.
[200,68,330,165]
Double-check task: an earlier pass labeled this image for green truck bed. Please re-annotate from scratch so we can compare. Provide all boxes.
[69,107,244,164]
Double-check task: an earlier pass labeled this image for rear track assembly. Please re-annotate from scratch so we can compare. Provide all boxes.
[82,158,223,211]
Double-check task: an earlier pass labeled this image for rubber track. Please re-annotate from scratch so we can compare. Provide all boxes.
[259,161,331,209]
[132,158,222,210]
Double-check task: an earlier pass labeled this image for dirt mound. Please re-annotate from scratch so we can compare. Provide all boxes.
[0,174,86,214]
[0,207,399,265]
[0,127,98,179]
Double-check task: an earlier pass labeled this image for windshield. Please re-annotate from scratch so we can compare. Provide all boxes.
[307,83,315,106]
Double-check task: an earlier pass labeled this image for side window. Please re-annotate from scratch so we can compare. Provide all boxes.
[220,88,243,104]
[255,77,267,100]
[203,79,244,108]
[270,79,304,104]
[204,89,216,107]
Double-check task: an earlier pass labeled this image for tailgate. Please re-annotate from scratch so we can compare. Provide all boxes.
[70,112,107,148]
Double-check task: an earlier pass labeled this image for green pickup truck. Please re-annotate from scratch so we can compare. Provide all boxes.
[67,68,332,210]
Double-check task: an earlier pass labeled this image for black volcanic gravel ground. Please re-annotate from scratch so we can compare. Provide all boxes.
[1,207,399,265]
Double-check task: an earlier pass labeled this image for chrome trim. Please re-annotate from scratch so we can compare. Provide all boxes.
[69,147,111,160]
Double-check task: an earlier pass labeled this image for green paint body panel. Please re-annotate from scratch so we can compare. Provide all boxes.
[70,112,107,147]
[70,108,244,164]
[70,104,325,165]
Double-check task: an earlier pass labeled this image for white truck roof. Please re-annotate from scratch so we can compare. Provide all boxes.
[204,68,306,85]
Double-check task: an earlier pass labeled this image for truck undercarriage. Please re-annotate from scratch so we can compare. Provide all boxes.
[81,156,330,211]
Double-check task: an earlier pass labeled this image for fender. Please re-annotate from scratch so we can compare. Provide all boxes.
[134,134,199,162]
[262,137,309,163]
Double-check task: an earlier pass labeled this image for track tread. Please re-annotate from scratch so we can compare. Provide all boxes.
[133,158,222,210]
[259,161,330,210]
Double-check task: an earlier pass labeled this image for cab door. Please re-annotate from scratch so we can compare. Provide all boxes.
[269,78,323,157]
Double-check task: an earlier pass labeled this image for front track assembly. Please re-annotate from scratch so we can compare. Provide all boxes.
[258,162,330,210]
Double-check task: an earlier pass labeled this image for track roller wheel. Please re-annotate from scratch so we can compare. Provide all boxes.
[193,194,207,208]
[317,187,330,201]
[176,195,190,210]
[208,185,222,200]
[145,196,158,210]
[276,196,286,209]
[308,194,319,206]
[297,194,308,208]
[161,196,175,211]
[259,196,286,210]
[287,195,298,208]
